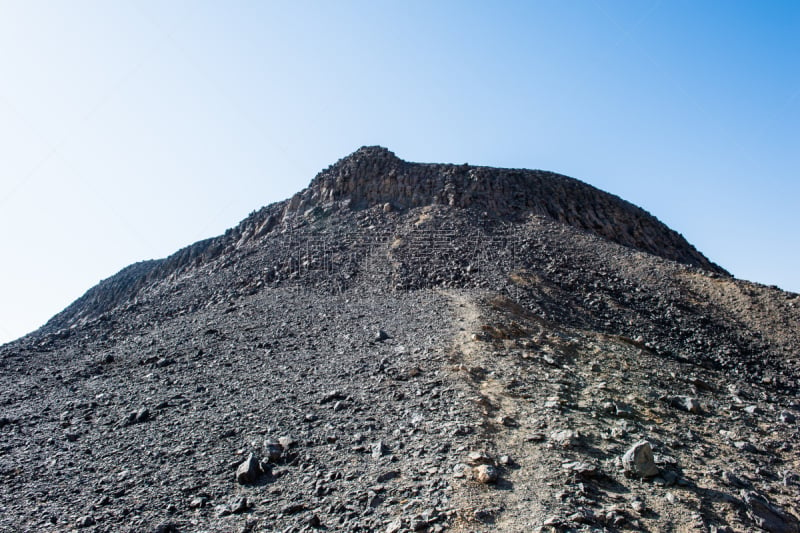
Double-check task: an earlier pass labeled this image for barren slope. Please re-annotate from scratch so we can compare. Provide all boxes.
[1,148,797,533]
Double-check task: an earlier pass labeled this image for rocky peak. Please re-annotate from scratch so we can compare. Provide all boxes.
[289,146,725,273]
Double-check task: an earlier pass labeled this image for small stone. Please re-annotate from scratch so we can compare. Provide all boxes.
[473,464,499,484]
[386,518,403,533]
[376,470,400,483]
[236,453,262,484]
[281,503,307,515]
[550,429,578,448]
[189,496,207,509]
[742,491,800,532]
[563,461,597,478]
[669,396,702,414]
[743,405,760,415]
[631,497,646,513]
[467,451,493,466]
[376,329,391,342]
[372,440,388,459]
[263,441,282,462]
[76,515,95,528]
[721,470,749,488]
[497,415,517,427]
[622,441,659,478]
[151,522,180,533]
[278,436,295,450]
[733,441,758,453]
[452,463,470,478]
[231,497,249,514]
[779,411,796,424]
[215,504,231,517]
[319,390,345,404]
[308,514,322,528]
[135,407,150,423]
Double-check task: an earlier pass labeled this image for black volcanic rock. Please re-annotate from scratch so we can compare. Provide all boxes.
[295,146,723,272]
[1,147,798,532]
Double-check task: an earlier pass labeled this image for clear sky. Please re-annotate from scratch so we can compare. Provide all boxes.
[0,1,798,344]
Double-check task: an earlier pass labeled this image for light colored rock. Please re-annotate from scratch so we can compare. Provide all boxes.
[622,441,659,478]
[473,464,499,484]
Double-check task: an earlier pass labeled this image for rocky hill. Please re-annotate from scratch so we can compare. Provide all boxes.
[1,147,798,533]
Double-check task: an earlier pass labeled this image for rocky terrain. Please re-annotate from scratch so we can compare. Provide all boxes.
[1,147,798,532]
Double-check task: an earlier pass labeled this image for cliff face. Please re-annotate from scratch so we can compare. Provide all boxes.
[292,146,724,273]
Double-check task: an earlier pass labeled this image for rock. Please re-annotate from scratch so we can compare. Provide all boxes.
[550,429,578,448]
[319,390,346,404]
[742,491,800,532]
[744,405,761,415]
[231,497,250,514]
[282,503,307,515]
[263,440,282,462]
[376,329,391,342]
[122,406,151,426]
[452,463,470,478]
[278,436,295,450]
[76,515,96,528]
[669,396,702,414]
[189,496,207,509]
[467,451,493,466]
[497,415,518,427]
[236,453,262,484]
[622,441,659,478]
[722,470,749,488]
[308,514,322,528]
[780,411,797,424]
[376,470,400,483]
[151,522,179,533]
[473,464,499,484]
[734,441,758,453]
[386,517,403,533]
[372,440,388,459]
[135,407,150,422]
[563,461,597,478]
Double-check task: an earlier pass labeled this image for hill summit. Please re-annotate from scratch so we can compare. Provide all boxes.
[1,148,798,532]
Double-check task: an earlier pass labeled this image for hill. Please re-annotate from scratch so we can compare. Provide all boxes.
[1,147,798,532]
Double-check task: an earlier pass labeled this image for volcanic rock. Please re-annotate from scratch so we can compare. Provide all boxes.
[1,147,798,532]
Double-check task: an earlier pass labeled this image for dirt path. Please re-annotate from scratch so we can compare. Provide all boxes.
[443,289,557,532]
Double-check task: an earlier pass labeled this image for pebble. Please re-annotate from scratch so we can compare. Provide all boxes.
[236,453,262,484]
[372,440,388,459]
[466,451,493,466]
[473,464,499,484]
[622,440,659,478]
[76,515,95,528]
[669,396,702,414]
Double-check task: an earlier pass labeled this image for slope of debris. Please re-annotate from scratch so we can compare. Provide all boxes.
[39,146,725,336]
[1,149,798,532]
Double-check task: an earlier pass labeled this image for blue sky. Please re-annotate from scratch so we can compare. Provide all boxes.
[0,1,798,344]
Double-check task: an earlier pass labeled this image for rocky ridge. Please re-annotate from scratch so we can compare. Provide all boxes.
[1,147,798,532]
[41,146,723,336]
